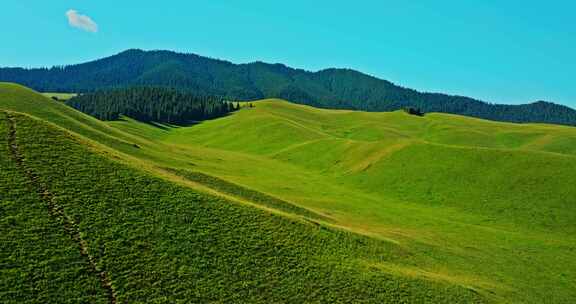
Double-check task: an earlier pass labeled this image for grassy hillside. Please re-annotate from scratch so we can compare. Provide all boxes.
[1,82,576,303]
[0,112,108,303]
[1,86,484,303]
[137,100,576,303]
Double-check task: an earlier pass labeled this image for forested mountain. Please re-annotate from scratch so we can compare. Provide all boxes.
[1,49,575,126]
[67,87,236,124]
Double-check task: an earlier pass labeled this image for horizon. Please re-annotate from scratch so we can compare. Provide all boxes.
[1,1,574,107]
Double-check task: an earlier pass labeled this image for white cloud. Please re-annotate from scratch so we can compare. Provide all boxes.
[66,9,98,33]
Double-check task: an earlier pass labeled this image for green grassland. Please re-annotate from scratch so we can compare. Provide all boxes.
[0,112,108,303]
[1,96,483,303]
[1,82,576,303]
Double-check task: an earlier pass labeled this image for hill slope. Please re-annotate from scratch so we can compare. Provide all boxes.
[2,83,576,303]
[1,49,575,125]
[3,111,487,303]
[117,99,576,303]
[0,88,491,303]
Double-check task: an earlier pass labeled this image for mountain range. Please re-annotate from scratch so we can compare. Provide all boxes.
[1,49,575,126]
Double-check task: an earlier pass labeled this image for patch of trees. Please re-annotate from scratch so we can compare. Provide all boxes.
[66,87,237,124]
[403,107,424,116]
[3,49,576,126]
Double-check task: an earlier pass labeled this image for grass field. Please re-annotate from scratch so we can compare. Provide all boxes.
[1,82,576,303]
[0,112,108,303]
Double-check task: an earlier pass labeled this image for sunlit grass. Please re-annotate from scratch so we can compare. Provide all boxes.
[2,82,576,303]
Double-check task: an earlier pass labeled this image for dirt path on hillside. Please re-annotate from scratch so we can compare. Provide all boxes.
[5,112,118,304]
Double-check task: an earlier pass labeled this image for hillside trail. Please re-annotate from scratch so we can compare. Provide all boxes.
[5,112,118,304]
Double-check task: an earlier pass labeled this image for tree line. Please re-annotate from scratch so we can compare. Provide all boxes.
[66,87,238,124]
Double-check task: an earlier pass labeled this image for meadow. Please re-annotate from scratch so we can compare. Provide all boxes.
[1,82,575,303]
[0,110,484,303]
[0,112,108,303]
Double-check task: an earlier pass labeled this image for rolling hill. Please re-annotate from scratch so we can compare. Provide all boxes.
[1,82,576,303]
[1,49,576,126]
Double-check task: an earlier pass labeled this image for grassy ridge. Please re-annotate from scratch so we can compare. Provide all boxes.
[0,83,141,150]
[3,112,485,303]
[168,99,576,156]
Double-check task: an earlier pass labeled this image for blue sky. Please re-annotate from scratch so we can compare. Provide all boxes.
[1,1,575,107]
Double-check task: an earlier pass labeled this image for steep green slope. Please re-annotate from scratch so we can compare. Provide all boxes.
[2,83,576,303]
[1,49,575,125]
[0,112,108,303]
